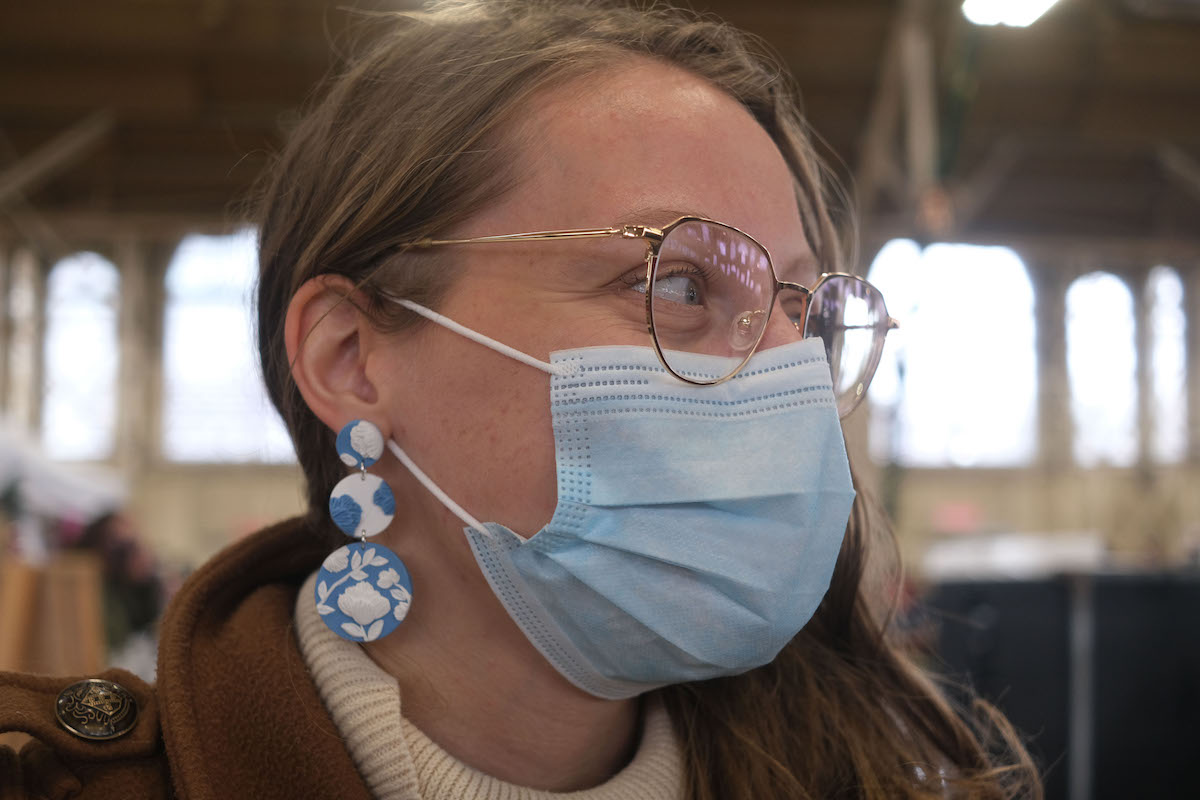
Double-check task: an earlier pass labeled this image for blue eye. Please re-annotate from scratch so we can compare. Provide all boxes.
[631,267,705,306]
[651,275,702,305]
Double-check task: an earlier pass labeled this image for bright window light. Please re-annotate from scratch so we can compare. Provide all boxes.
[867,240,1038,468]
[1066,272,1137,467]
[1148,266,1187,464]
[962,0,1061,27]
[162,229,294,463]
[42,252,120,461]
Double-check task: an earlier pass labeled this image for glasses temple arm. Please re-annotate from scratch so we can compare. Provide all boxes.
[831,320,900,331]
[414,227,624,247]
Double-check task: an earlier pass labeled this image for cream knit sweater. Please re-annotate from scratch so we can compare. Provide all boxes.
[296,572,684,800]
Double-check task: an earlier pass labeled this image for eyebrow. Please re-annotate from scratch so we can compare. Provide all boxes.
[614,205,703,228]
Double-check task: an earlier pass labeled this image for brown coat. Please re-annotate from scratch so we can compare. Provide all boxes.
[0,518,377,799]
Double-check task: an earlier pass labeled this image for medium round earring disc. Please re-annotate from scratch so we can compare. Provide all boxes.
[329,473,395,538]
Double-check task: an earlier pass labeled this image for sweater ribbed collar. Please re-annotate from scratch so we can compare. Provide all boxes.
[295,571,684,800]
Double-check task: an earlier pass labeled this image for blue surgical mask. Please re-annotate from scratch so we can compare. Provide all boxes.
[384,299,856,700]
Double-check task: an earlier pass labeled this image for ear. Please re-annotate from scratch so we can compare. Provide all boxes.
[284,274,391,437]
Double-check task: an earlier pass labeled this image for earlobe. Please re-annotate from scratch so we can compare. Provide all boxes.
[284,275,388,435]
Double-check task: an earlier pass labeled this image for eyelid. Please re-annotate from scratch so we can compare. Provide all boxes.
[620,261,710,291]
[657,261,714,281]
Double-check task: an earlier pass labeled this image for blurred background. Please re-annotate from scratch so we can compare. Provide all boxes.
[0,0,1196,797]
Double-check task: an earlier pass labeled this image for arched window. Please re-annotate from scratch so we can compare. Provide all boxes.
[162,229,293,462]
[42,252,120,461]
[868,240,1038,466]
[1147,266,1186,464]
[1066,272,1137,467]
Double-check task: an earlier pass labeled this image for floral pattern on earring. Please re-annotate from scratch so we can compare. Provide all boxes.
[316,542,413,641]
[316,419,413,643]
[337,419,385,469]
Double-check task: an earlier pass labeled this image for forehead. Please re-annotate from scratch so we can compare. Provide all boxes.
[478,59,815,275]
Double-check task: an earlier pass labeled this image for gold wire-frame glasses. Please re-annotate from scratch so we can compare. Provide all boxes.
[406,215,898,417]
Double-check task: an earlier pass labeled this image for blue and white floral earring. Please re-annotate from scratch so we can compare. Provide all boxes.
[314,419,413,642]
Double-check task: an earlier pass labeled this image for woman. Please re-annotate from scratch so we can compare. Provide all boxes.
[0,1,1040,797]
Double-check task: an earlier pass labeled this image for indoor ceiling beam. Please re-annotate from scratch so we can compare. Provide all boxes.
[900,0,938,201]
[951,138,1026,231]
[0,110,115,208]
[855,0,939,225]
[854,5,905,219]
[0,210,239,242]
[1157,143,1200,202]
[863,221,1200,264]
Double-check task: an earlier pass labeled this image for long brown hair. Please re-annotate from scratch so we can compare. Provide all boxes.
[254,2,1041,797]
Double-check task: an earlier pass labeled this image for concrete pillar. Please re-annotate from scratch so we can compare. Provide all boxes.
[114,237,150,475]
[1025,251,1076,534]
[4,247,45,432]
[1032,255,1071,472]
[1129,266,1152,470]
[142,239,175,464]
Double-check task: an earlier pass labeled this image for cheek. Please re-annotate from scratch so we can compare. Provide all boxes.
[466,370,560,534]
[392,333,561,536]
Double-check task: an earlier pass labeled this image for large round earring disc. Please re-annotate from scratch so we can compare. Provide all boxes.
[315,542,413,642]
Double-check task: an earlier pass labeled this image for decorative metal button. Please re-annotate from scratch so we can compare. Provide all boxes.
[55,679,138,740]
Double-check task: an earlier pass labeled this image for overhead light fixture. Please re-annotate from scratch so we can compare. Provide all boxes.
[961,0,1062,26]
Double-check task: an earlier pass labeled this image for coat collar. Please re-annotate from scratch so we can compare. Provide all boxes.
[157,516,374,800]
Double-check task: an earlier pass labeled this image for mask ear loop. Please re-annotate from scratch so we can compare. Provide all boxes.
[388,297,580,378]
[386,439,525,543]
[381,295,578,543]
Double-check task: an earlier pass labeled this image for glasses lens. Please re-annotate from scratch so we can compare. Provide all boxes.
[804,275,888,416]
[650,220,775,382]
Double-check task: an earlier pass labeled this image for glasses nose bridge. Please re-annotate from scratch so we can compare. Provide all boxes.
[751,279,811,353]
[775,279,810,298]
[773,279,811,322]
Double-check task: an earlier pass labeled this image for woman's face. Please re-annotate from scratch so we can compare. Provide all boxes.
[373,58,818,539]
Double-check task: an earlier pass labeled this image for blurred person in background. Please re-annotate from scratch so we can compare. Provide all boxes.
[0,2,1040,797]
[69,512,164,679]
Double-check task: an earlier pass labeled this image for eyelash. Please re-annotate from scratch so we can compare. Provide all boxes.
[619,262,711,293]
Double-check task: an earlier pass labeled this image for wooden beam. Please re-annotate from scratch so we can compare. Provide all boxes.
[855,0,939,228]
[0,210,241,243]
[0,0,372,60]
[864,223,1200,264]
[899,0,938,200]
[0,110,115,207]
[951,138,1025,230]
[854,4,905,219]
[1158,143,1200,202]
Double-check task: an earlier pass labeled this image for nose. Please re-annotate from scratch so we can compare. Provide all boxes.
[755,284,808,351]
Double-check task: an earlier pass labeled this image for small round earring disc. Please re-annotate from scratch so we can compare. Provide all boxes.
[336,419,385,469]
